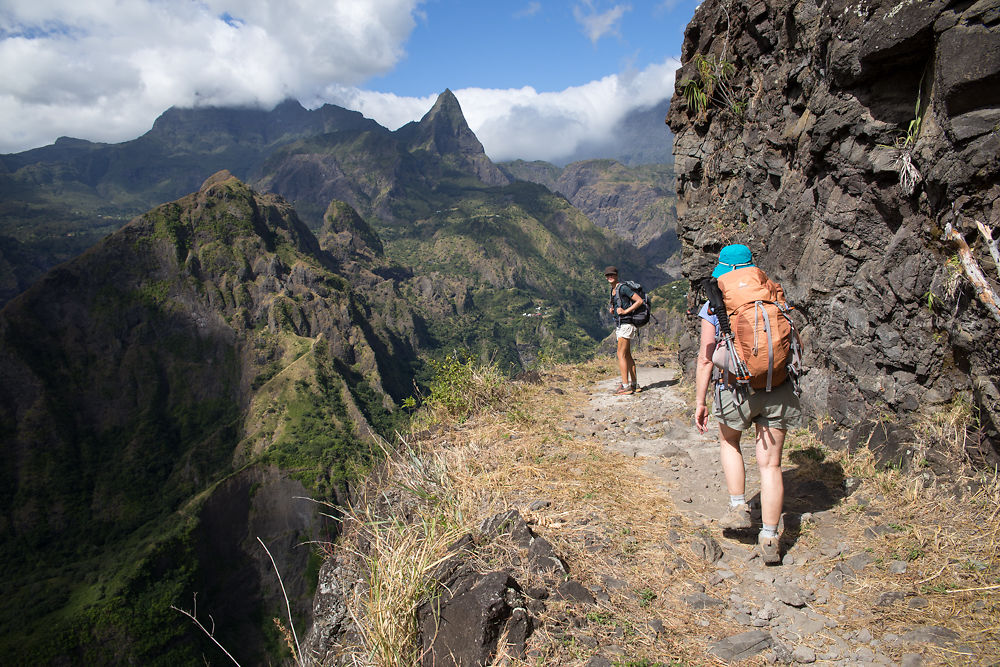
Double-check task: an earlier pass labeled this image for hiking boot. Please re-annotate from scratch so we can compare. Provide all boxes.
[719,503,752,530]
[758,534,781,564]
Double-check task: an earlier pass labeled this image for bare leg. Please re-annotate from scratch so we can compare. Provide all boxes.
[626,345,637,386]
[755,425,786,527]
[617,337,632,387]
[719,423,746,496]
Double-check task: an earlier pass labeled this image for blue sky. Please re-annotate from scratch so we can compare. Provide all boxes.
[371,1,695,94]
[0,1,703,162]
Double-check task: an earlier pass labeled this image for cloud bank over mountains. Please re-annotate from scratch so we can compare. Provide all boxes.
[0,0,678,162]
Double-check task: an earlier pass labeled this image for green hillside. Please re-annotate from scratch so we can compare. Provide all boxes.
[0,174,413,664]
[0,101,381,304]
[0,93,665,371]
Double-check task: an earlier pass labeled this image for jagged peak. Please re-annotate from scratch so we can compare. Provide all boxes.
[399,89,511,186]
[408,92,467,145]
[418,89,474,137]
[426,89,462,118]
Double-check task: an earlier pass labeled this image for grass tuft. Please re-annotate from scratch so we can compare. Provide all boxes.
[335,437,467,666]
[411,351,519,426]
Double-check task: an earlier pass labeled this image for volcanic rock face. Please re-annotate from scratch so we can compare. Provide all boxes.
[667,0,1000,447]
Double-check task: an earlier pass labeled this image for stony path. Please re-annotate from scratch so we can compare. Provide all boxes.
[561,363,970,666]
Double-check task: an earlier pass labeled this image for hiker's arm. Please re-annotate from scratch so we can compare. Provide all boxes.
[695,319,716,433]
[616,291,644,315]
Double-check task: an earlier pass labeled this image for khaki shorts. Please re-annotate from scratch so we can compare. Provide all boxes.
[616,323,637,339]
[714,380,802,431]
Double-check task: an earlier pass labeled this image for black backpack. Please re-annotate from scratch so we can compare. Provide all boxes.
[613,280,651,327]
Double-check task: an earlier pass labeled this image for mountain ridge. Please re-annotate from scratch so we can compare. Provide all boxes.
[0,92,670,370]
[0,99,387,304]
[0,172,418,663]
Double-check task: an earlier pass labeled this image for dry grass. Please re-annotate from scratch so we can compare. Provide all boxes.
[782,423,1000,666]
[333,438,468,667]
[335,350,729,665]
[344,511,465,666]
[332,348,1000,666]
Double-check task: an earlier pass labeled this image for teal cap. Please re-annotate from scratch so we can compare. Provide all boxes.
[712,244,754,278]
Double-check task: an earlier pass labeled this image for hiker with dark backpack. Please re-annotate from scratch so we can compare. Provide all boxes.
[605,266,646,395]
[693,245,803,564]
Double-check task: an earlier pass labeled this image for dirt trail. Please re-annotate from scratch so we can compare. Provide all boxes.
[587,365,745,526]
[565,362,976,666]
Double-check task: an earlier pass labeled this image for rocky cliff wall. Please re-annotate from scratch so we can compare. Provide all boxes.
[667,0,1000,453]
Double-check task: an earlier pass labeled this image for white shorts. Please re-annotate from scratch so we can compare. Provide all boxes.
[616,323,637,339]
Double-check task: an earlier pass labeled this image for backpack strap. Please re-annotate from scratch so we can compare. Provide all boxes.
[703,279,732,336]
[753,301,776,392]
[613,283,623,325]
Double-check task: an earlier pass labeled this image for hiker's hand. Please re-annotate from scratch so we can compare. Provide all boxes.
[616,307,626,315]
[695,404,709,433]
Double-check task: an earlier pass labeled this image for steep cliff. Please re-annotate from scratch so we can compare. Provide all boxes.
[0,172,418,663]
[667,0,1000,455]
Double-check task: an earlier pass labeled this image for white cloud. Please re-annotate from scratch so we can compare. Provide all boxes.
[0,0,679,164]
[573,1,631,44]
[318,85,438,132]
[329,58,680,163]
[460,59,678,162]
[0,0,421,152]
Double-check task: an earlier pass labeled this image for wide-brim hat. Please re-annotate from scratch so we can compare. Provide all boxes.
[603,266,619,276]
[712,244,754,278]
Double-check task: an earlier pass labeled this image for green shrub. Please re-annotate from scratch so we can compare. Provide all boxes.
[420,352,512,422]
[678,54,746,120]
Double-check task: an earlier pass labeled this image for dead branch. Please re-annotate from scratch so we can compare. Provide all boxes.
[170,593,242,666]
[976,219,1000,280]
[944,221,1000,324]
[946,583,1000,594]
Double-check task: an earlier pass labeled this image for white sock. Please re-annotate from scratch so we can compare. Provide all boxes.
[760,524,779,539]
[729,494,746,507]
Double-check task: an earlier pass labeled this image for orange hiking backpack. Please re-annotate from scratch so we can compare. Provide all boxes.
[710,267,802,392]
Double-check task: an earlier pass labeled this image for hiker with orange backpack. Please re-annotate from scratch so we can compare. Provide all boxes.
[694,244,803,564]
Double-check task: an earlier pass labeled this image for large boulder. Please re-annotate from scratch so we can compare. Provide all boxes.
[416,567,531,666]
